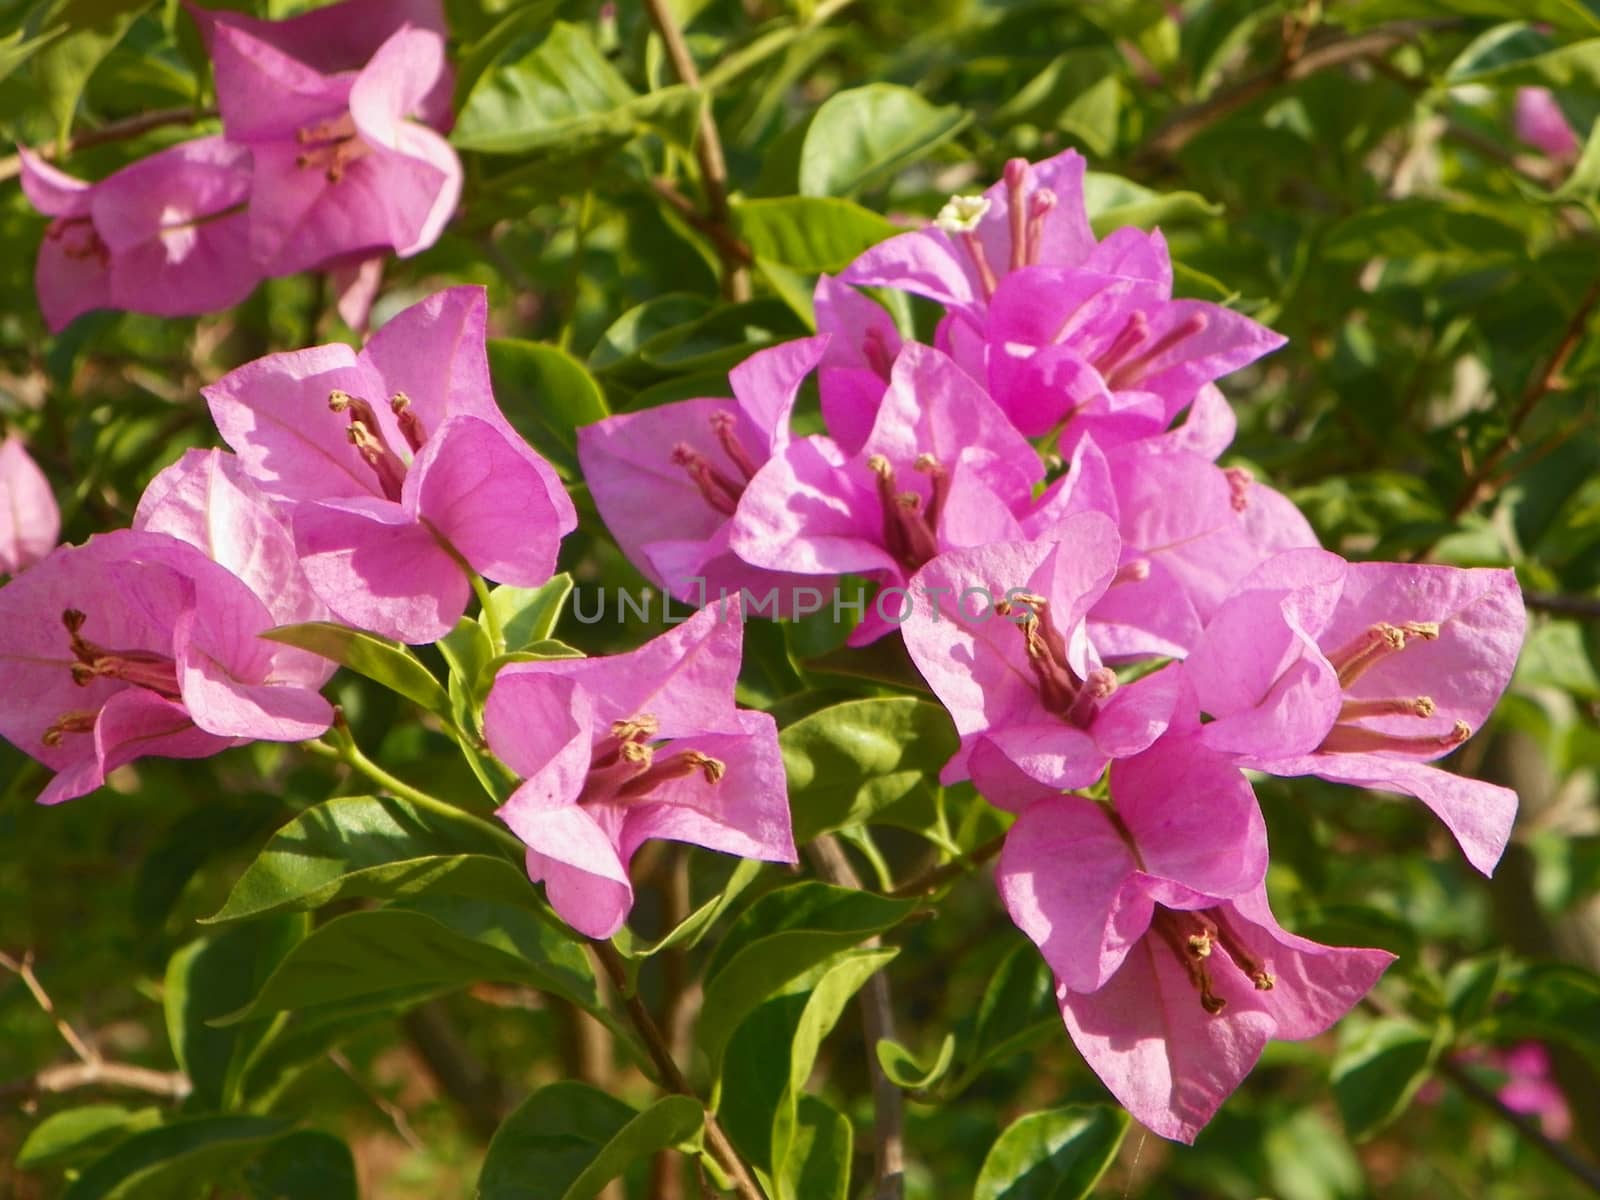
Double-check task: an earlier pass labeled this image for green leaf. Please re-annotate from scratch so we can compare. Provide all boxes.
[799,84,971,197]
[16,1106,161,1170]
[618,856,765,959]
[772,949,897,1190]
[1445,954,1505,1030]
[485,573,575,651]
[733,197,900,272]
[164,915,306,1110]
[63,1116,289,1200]
[699,884,916,1077]
[262,623,452,725]
[1447,28,1600,87]
[0,23,65,85]
[487,339,609,478]
[1321,201,1527,263]
[32,0,153,143]
[244,1131,357,1200]
[962,941,1057,1085]
[973,1105,1131,1200]
[220,897,599,1024]
[1485,962,1600,1070]
[205,795,528,924]
[1082,172,1222,237]
[780,698,958,843]
[775,1095,852,1200]
[1331,1015,1444,1140]
[440,616,495,734]
[455,22,702,157]
[991,50,1122,156]
[876,1032,955,1091]
[478,1082,704,1200]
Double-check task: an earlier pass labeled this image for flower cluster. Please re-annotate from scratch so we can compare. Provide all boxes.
[578,150,1527,1141]
[18,0,461,333]
[1,136,1527,1145]
[0,285,797,946]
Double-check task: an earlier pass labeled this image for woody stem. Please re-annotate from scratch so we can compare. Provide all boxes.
[592,942,768,1199]
[641,0,751,302]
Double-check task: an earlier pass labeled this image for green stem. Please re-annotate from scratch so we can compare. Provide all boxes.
[308,733,524,858]
[472,573,505,655]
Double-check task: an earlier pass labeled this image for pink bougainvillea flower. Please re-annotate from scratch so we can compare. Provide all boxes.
[577,336,829,609]
[841,151,1098,325]
[0,530,334,806]
[198,8,460,276]
[731,341,1043,644]
[901,515,1178,809]
[838,151,1282,453]
[1181,548,1525,874]
[0,435,60,575]
[998,737,1393,1142]
[1027,437,1318,660]
[1515,88,1580,161]
[483,599,794,940]
[1494,1044,1573,1140]
[982,254,1283,454]
[134,448,331,641]
[204,286,575,644]
[189,0,453,130]
[18,139,258,333]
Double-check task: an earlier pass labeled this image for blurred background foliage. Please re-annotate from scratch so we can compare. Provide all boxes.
[3,0,1600,1196]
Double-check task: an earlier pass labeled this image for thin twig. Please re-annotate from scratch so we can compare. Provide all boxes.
[1437,1055,1600,1195]
[1134,21,1456,165]
[807,836,905,1200]
[328,1049,425,1152]
[652,849,697,1200]
[1411,277,1600,562]
[0,951,191,1104]
[641,0,752,301]
[592,942,767,1200]
[0,1060,191,1102]
[0,107,217,184]
[887,833,1006,899]
[0,950,97,1065]
[1525,592,1600,620]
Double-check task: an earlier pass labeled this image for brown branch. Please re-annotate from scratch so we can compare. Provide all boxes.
[1411,277,1600,562]
[400,1001,513,1142]
[0,1060,191,1103]
[652,178,754,267]
[653,849,699,1200]
[807,836,905,1200]
[887,833,1006,899]
[1437,1055,1600,1195]
[642,0,752,301]
[0,107,218,184]
[1134,21,1457,166]
[592,942,767,1200]
[1525,591,1600,620]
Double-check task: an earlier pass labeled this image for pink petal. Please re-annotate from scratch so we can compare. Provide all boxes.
[485,672,594,789]
[517,808,634,940]
[1060,938,1277,1143]
[204,342,380,502]
[0,436,60,574]
[998,794,1149,993]
[618,711,796,865]
[1110,738,1268,899]
[405,415,566,587]
[291,496,469,644]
